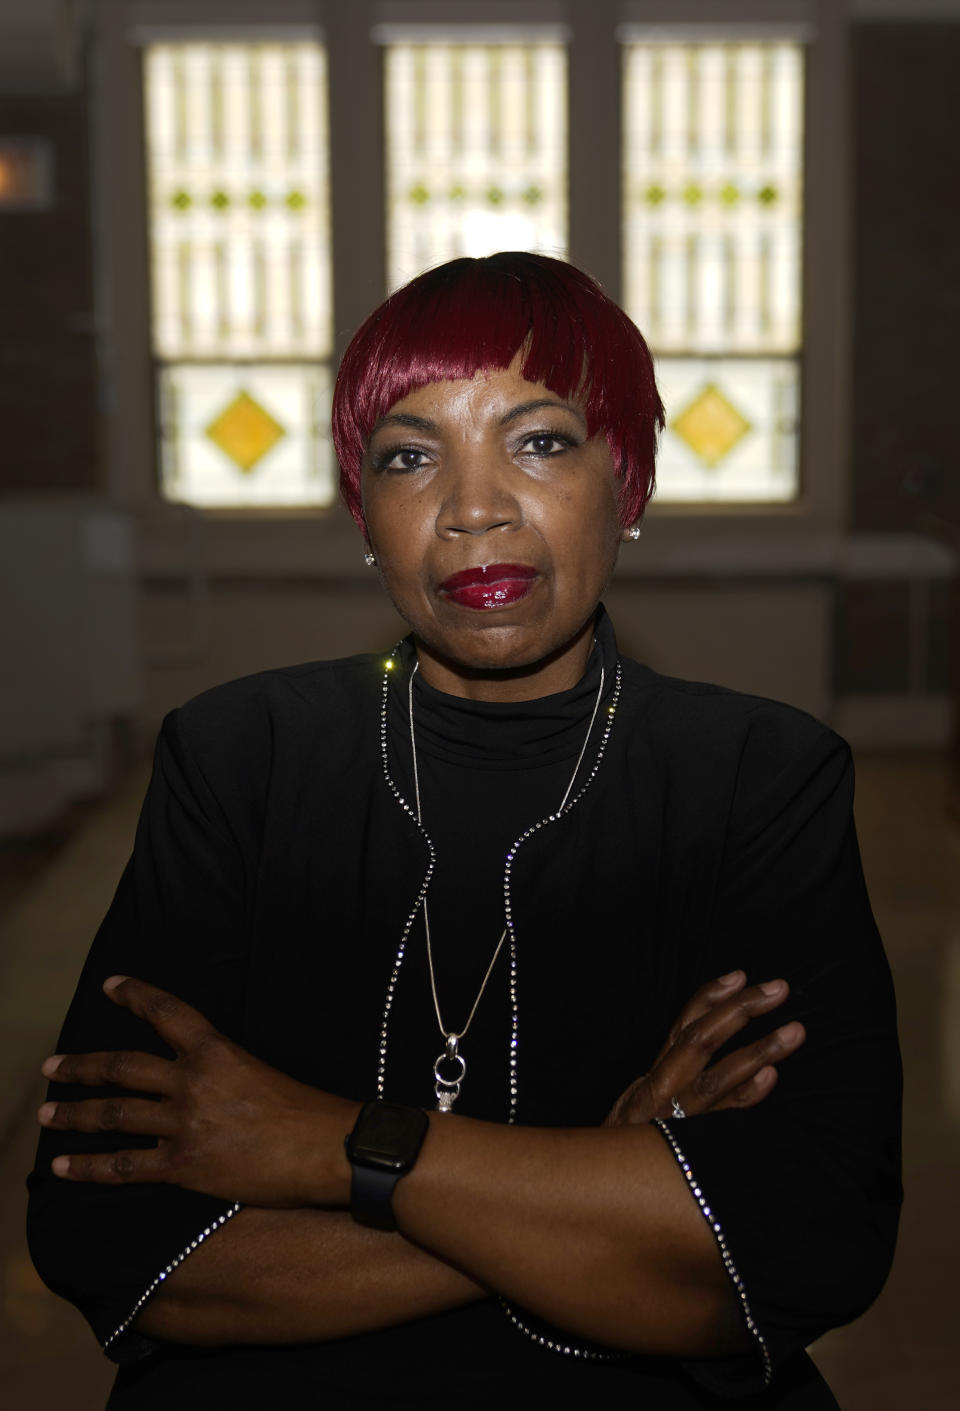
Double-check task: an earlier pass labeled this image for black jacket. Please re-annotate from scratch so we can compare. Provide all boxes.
[28,612,901,1407]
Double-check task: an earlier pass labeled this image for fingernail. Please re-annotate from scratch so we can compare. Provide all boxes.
[717,970,743,986]
[41,1056,63,1077]
[51,1156,70,1177]
[38,1103,57,1124]
[103,975,128,992]
[760,980,785,997]
[778,1021,803,1043]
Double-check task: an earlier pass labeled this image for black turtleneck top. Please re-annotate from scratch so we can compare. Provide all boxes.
[27,609,901,1410]
[380,630,615,1122]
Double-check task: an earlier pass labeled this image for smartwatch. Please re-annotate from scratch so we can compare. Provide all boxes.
[345,1100,429,1231]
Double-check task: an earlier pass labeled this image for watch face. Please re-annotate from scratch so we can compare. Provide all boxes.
[348,1101,428,1171]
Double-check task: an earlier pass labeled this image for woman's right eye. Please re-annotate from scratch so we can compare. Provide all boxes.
[372,446,429,473]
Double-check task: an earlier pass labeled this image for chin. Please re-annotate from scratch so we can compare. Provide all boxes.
[439,641,536,677]
[426,617,587,677]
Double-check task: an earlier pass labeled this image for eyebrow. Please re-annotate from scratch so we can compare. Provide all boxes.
[369,399,586,438]
[499,398,586,428]
[369,412,438,436]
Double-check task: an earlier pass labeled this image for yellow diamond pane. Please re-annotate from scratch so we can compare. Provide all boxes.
[670,383,751,467]
[623,41,803,356]
[655,357,798,503]
[144,43,332,360]
[159,363,335,507]
[205,390,286,472]
[384,42,567,290]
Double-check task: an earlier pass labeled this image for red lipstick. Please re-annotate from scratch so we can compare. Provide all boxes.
[438,563,537,610]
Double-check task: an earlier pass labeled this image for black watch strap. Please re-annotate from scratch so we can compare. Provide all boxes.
[349,1161,406,1232]
[345,1100,429,1231]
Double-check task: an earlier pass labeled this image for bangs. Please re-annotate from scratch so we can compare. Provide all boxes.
[353,259,593,415]
[333,253,662,531]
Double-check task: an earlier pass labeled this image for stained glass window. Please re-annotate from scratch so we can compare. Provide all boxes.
[144,42,334,507]
[623,39,804,502]
[383,40,567,290]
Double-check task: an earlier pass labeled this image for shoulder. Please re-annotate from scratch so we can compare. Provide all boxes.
[176,651,381,726]
[621,655,841,751]
[617,656,852,809]
[159,651,386,774]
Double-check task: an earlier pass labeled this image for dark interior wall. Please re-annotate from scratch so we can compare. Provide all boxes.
[0,78,98,493]
[851,23,960,535]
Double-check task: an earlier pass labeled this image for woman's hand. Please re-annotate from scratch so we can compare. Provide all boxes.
[604,970,805,1126]
[37,976,358,1208]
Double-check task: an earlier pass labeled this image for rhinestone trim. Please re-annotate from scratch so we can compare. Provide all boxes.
[653,1119,772,1386]
[101,1201,241,1353]
[499,1299,624,1361]
[375,650,622,1126]
[377,646,623,1363]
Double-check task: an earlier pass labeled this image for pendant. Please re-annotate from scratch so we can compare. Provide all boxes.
[433,1034,467,1112]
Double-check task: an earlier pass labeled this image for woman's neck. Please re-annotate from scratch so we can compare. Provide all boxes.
[413,616,596,702]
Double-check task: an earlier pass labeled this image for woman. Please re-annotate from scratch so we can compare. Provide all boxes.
[28,253,901,1408]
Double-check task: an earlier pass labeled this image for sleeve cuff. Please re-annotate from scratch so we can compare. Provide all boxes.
[653,1118,772,1391]
[101,1201,242,1362]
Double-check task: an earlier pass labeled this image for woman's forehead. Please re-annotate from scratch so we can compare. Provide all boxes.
[374,359,587,428]
[376,347,588,421]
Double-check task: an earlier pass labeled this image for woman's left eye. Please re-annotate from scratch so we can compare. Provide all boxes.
[372,445,429,473]
[519,432,573,457]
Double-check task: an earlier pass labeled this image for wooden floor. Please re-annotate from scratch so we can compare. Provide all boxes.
[1,753,958,1408]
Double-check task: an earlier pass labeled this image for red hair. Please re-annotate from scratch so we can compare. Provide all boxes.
[333,252,663,533]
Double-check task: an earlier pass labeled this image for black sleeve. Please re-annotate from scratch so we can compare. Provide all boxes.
[663,723,902,1397]
[26,704,261,1363]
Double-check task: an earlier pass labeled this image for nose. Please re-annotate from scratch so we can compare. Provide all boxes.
[435,450,521,539]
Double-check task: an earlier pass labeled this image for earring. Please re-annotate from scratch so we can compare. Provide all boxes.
[625,526,641,541]
[364,551,376,567]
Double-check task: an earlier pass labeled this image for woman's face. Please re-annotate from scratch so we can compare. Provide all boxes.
[360,355,626,700]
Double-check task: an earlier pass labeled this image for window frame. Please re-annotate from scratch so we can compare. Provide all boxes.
[92,0,850,582]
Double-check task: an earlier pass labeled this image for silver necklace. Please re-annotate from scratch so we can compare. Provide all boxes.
[376,647,623,1118]
[411,660,606,1111]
